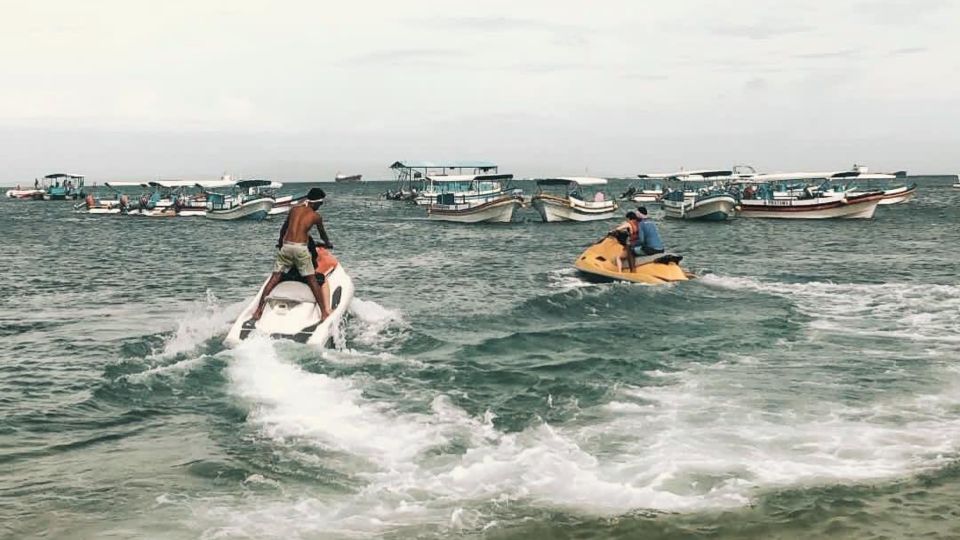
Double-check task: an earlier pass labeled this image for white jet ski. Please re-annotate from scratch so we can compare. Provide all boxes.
[224,246,354,348]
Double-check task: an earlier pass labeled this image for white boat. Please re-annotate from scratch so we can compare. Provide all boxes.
[5,188,44,200]
[531,177,617,222]
[425,175,523,223]
[268,195,306,215]
[388,160,501,205]
[662,191,738,220]
[225,247,354,348]
[621,176,667,203]
[953,174,960,188]
[767,166,914,206]
[203,179,275,221]
[740,188,884,219]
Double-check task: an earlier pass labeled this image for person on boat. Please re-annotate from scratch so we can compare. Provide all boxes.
[249,188,332,322]
[594,191,606,202]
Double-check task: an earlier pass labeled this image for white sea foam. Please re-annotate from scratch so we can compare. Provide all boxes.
[202,277,960,537]
[154,290,246,358]
[348,297,405,347]
[699,274,960,346]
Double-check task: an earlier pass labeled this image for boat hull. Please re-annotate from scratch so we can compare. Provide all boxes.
[662,194,737,221]
[6,189,45,199]
[574,237,691,285]
[876,184,917,205]
[740,192,883,219]
[268,195,305,215]
[531,196,617,222]
[427,197,521,223]
[225,264,354,348]
[206,199,274,221]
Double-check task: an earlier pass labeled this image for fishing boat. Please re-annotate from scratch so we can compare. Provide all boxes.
[739,176,884,219]
[334,173,362,183]
[5,187,45,200]
[203,179,275,221]
[662,189,738,221]
[769,166,914,205]
[269,194,306,215]
[953,174,960,188]
[531,177,617,222]
[574,235,691,284]
[425,175,523,223]
[387,160,501,205]
[621,176,667,203]
[42,173,86,200]
[75,184,135,214]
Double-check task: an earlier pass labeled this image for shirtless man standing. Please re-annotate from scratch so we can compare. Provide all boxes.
[250,188,332,322]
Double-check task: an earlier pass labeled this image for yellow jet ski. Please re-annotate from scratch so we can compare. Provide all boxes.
[574,235,692,284]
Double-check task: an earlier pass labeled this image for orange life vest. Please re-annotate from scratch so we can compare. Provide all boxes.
[314,247,338,275]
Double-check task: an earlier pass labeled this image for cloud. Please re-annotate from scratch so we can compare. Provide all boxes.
[888,46,927,55]
[855,0,949,25]
[709,23,814,40]
[793,49,859,59]
[349,49,465,66]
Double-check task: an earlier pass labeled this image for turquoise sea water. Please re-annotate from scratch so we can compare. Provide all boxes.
[2,178,959,539]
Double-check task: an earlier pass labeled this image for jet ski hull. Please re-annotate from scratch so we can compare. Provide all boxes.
[574,237,691,284]
[224,264,354,347]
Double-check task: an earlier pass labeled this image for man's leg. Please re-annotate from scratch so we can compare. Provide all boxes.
[306,275,331,319]
[251,272,283,321]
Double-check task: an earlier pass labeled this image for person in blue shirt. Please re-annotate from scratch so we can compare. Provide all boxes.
[633,206,664,256]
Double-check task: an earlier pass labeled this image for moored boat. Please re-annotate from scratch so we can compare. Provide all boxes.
[739,188,884,219]
[5,188,45,200]
[388,160,501,205]
[425,175,523,223]
[42,173,86,200]
[531,177,617,222]
[203,179,275,221]
[662,190,738,221]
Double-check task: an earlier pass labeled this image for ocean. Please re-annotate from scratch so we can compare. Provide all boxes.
[2,177,959,539]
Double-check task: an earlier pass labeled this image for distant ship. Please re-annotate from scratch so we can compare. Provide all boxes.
[334,173,362,183]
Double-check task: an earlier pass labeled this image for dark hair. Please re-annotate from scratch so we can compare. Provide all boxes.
[625,211,637,220]
[306,187,326,202]
[636,206,648,215]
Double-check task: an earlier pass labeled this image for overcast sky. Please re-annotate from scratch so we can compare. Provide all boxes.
[0,0,957,181]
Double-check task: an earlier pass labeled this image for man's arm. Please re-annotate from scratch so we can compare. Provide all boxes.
[276,214,290,249]
[314,214,332,247]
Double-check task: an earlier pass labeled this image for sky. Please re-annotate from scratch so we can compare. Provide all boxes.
[0,0,957,182]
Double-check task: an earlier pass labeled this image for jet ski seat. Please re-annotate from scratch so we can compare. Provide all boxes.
[266,281,317,303]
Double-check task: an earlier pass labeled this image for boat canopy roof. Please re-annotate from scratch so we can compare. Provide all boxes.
[425,173,513,182]
[151,179,236,189]
[45,173,84,179]
[105,181,149,187]
[235,179,280,189]
[538,177,608,186]
[390,160,498,170]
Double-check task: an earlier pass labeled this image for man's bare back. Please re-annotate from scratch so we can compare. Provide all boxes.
[284,205,322,244]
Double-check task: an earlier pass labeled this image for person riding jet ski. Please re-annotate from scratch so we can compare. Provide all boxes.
[248,188,332,324]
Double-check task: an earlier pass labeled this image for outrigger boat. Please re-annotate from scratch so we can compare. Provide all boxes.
[425,175,523,223]
[738,173,884,219]
[574,235,691,285]
[225,243,354,348]
[770,166,914,205]
[386,160,501,204]
[531,177,617,222]
[202,179,275,221]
